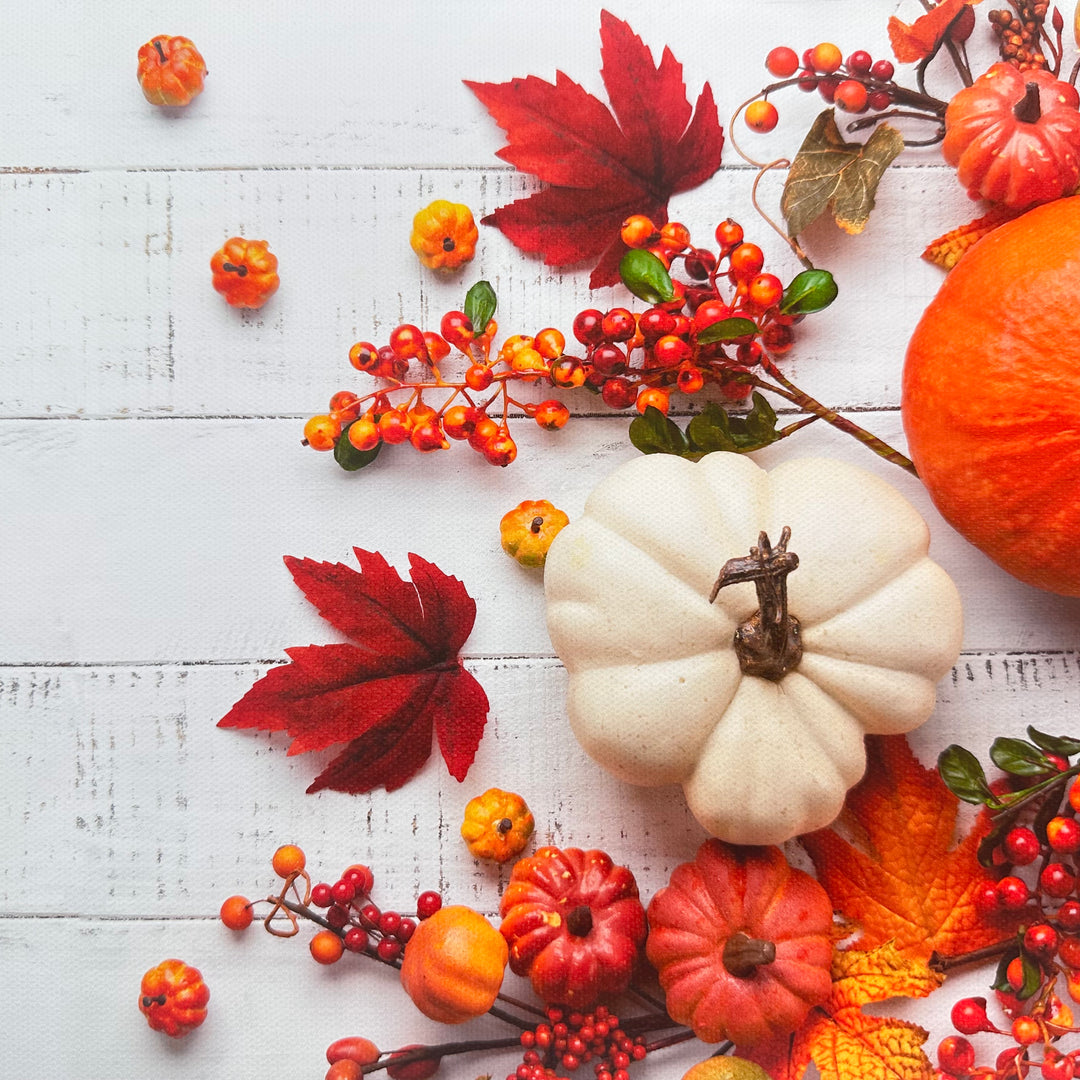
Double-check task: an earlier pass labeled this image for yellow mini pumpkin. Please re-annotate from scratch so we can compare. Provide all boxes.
[410,200,478,271]
[500,500,570,568]
[461,788,535,863]
[399,905,508,1024]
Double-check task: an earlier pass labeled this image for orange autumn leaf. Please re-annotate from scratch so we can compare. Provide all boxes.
[744,943,943,1080]
[800,734,1024,962]
[888,0,979,63]
[922,205,1022,269]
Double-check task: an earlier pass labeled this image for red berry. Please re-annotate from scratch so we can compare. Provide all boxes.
[378,911,402,937]
[797,69,818,92]
[311,882,333,907]
[638,307,677,343]
[714,219,744,251]
[389,324,427,362]
[870,59,895,81]
[348,341,379,372]
[1058,934,1080,968]
[846,50,873,75]
[572,309,606,346]
[728,242,765,281]
[331,879,355,905]
[816,76,840,104]
[652,334,692,367]
[326,903,350,929]
[1040,862,1076,898]
[692,299,733,332]
[600,377,636,410]
[376,937,402,962]
[395,917,417,943]
[386,1047,440,1080]
[591,343,627,376]
[1048,816,1080,854]
[1059,899,1080,930]
[602,308,636,343]
[868,89,892,111]
[937,1035,976,1075]
[951,996,993,1035]
[998,875,1031,909]
[765,46,800,78]
[677,364,704,394]
[1024,923,1060,958]
[1069,777,1080,812]
[358,902,381,929]
[1012,1015,1042,1045]
[439,310,474,351]
[1004,826,1042,865]
[343,926,369,953]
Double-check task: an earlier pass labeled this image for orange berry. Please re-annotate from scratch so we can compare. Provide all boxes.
[747,272,784,309]
[326,1062,363,1080]
[389,324,428,361]
[377,408,412,445]
[620,214,658,249]
[441,404,477,441]
[511,346,549,383]
[348,341,379,372]
[498,334,535,362]
[1010,1015,1042,1045]
[465,364,494,391]
[658,221,691,254]
[809,42,843,74]
[468,415,500,452]
[347,418,380,452]
[549,356,586,389]
[728,242,765,281]
[304,414,341,451]
[533,327,566,360]
[272,844,307,877]
[219,895,254,931]
[534,400,570,430]
[483,429,518,467]
[310,929,345,965]
[423,332,451,363]
[1069,776,1080,812]
[744,100,779,133]
[636,386,670,415]
[410,421,449,453]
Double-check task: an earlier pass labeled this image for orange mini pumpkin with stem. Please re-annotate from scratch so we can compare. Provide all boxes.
[461,787,535,863]
[500,500,570,568]
[410,200,479,272]
[137,36,206,107]
[399,905,508,1024]
[210,238,280,309]
[138,958,210,1037]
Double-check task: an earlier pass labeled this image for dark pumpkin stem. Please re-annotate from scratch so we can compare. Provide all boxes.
[529,516,544,534]
[221,261,248,277]
[710,527,802,681]
[153,39,167,64]
[1014,82,1043,123]
[565,904,594,937]
[722,932,777,978]
[495,817,513,835]
[141,994,167,1007]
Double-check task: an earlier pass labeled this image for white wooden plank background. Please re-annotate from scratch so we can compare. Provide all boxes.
[4,2,1080,1078]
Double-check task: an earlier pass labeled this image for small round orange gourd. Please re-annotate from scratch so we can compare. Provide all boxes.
[399,904,508,1024]
[410,200,478,272]
[902,196,1080,596]
[460,787,535,862]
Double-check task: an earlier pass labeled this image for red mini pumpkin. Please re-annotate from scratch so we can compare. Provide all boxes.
[137,36,206,107]
[138,958,210,1037]
[210,237,280,309]
[942,62,1080,209]
[499,846,647,1006]
[645,839,834,1048]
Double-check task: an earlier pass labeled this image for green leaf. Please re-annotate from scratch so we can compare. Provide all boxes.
[618,249,674,304]
[686,403,738,454]
[938,744,993,805]
[628,405,689,456]
[1026,726,1080,758]
[781,110,905,237]
[464,280,497,334]
[696,317,759,344]
[779,269,838,315]
[334,425,383,472]
[742,393,779,445]
[990,737,1054,777]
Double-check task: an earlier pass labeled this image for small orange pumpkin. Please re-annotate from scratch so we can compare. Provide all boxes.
[210,238,280,309]
[410,200,478,272]
[645,839,834,1048]
[138,958,210,1037]
[137,36,206,107]
[461,787,535,863]
[500,500,569,568]
[942,62,1080,209]
[399,905,508,1024]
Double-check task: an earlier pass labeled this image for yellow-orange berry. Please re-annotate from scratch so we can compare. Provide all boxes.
[620,214,659,248]
[272,843,307,877]
[658,221,691,254]
[533,327,566,360]
[347,418,380,453]
[511,346,549,383]
[304,414,341,451]
[534,400,570,430]
[636,386,671,415]
[744,100,779,133]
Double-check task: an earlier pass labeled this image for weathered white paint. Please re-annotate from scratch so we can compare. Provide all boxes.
[2,1,1074,1077]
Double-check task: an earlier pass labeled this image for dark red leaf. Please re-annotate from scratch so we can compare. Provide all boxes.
[466,9,724,286]
[218,549,488,795]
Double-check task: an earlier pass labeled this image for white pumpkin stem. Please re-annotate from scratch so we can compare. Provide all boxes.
[709,527,802,682]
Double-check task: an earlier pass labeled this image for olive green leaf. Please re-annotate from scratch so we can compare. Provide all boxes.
[937,744,993,805]
[696,317,759,344]
[629,395,781,461]
[628,405,689,455]
[782,110,905,237]
[619,249,675,304]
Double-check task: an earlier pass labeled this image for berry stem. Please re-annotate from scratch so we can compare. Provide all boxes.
[752,358,918,474]
[929,938,1017,973]
[363,1036,526,1076]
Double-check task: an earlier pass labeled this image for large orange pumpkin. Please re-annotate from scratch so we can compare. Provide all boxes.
[902,196,1080,596]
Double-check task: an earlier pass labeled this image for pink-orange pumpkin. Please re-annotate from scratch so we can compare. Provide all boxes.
[645,839,834,1047]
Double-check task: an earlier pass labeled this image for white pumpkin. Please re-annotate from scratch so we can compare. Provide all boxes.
[543,453,963,846]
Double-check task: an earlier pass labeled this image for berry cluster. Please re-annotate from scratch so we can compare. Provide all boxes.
[758,41,899,122]
[989,1,1063,72]
[219,843,444,969]
[567,214,825,419]
[937,730,1080,1078]
[303,298,572,470]
[512,1005,649,1080]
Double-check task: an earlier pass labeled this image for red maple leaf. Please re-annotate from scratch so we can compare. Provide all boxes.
[218,548,488,795]
[466,9,724,288]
